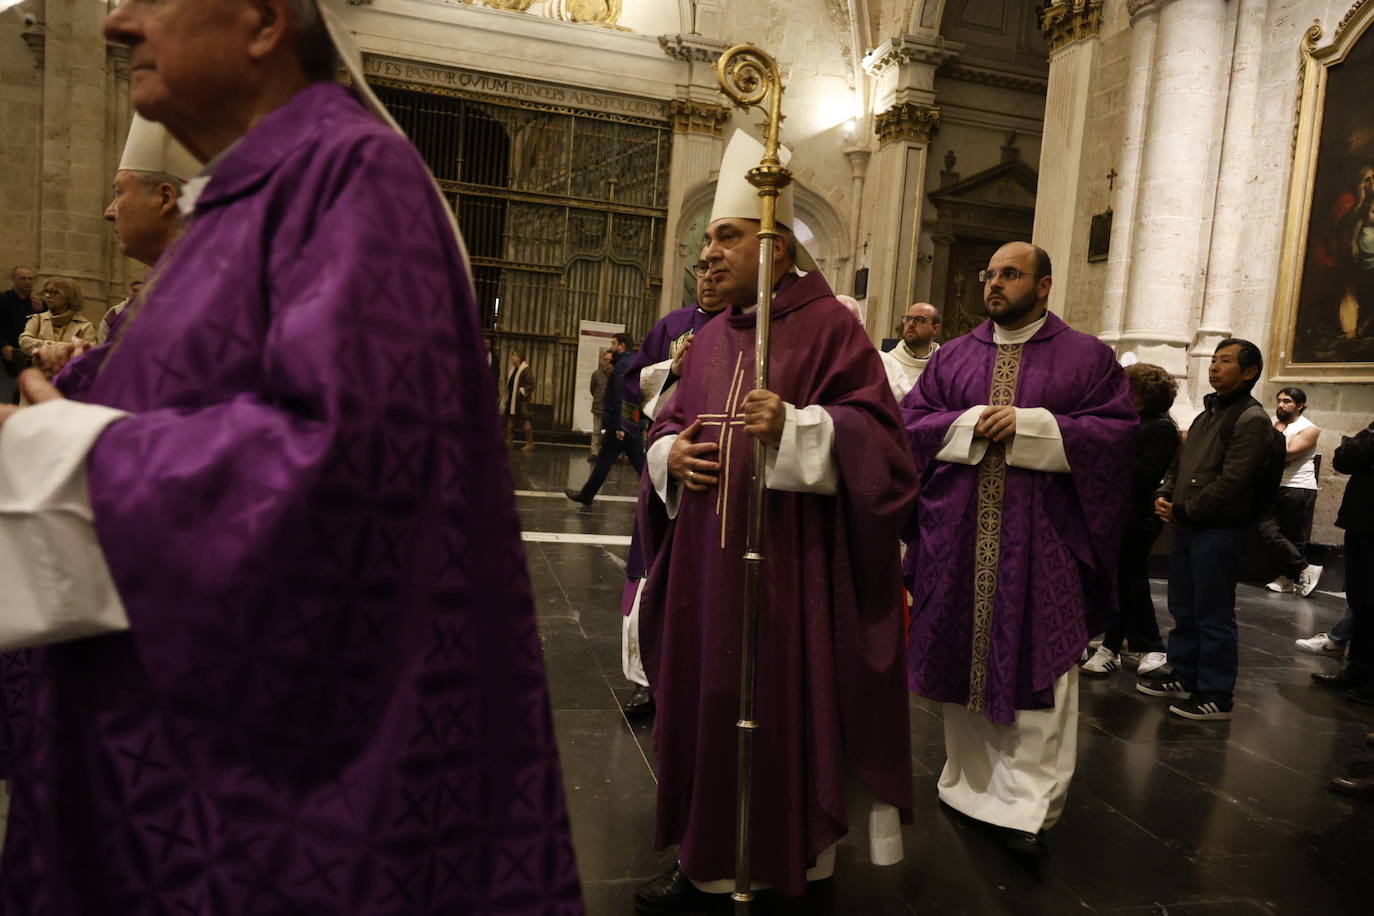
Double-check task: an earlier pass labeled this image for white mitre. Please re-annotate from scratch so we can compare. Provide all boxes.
[710,130,817,271]
[119,114,200,182]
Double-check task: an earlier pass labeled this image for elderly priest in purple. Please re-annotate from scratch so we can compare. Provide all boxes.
[902,241,1135,860]
[0,1,582,913]
[611,244,726,719]
[632,130,918,911]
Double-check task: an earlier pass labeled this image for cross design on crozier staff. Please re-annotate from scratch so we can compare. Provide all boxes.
[694,352,750,549]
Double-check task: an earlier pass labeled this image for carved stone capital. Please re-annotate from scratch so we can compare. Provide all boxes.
[21,24,45,70]
[1039,1,1104,55]
[658,33,729,64]
[669,98,732,137]
[874,102,940,147]
[844,147,872,172]
[862,35,960,79]
[108,44,131,82]
[1126,0,1178,19]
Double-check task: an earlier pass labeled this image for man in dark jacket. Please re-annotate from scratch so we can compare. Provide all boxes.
[1,267,37,403]
[566,332,645,505]
[1312,419,1374,700]
[1140,339,1273,720]
[1323,419,1374,800]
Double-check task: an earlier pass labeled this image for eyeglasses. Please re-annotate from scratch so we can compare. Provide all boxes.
[691,263,710,278]
[41,289,60,298]
[978,267,1029,284]
[900,316,933,325]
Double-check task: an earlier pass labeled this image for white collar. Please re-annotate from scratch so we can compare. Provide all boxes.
[889,340,938,367]
[992,312,1049,345]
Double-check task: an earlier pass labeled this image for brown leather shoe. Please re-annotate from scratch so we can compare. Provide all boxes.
[1328,775,1374,800]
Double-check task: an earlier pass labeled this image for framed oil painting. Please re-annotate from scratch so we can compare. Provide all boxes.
[1271,1,1374,381]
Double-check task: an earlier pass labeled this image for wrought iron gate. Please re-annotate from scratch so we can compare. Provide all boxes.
[371,79,672,431]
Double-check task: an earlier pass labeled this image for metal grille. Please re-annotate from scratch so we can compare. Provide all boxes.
[372,81,672,431]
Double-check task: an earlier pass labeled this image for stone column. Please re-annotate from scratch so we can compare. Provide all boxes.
[657,33,730,317]
[36,0,118,313]
[1099,0,1164,347]
[1194,0,1265,362]
[1032,1,1104,319]
[861,34,959,339]
[1118,0,1228,398]
[843,146,871,308]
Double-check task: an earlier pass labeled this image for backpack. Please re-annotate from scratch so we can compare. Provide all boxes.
[1219,396,1286,520]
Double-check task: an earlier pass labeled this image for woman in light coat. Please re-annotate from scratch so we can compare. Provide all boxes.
[18,276,96,403]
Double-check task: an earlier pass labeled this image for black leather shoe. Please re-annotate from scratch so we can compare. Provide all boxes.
[623,685,655,718]
[1312,668,1370,689]
[634,863,699,914]
[1004,830,1048,861]
[564,488,592,506]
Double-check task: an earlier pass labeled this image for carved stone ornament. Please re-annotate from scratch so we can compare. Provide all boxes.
[658,33,729,63]
[552,0,627,28]
[1039,0,1104,54]
[874,102,941,146]
[862,35,959,78]
[669,98,733,137]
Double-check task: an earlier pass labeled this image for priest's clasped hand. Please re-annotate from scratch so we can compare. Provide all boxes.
[669,419,722,492]
[974,404,1016,443]
[0,370,66,428]
[741,389,784,448]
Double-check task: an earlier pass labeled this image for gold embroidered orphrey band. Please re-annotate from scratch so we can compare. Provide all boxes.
[967,342,1024,714]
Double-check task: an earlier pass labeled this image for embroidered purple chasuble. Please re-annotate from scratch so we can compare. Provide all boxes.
[901,314,1135,724]
[0,84,582,914]
[637,271,917,895]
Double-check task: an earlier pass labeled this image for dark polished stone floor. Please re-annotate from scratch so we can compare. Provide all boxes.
[511,445,1374,916]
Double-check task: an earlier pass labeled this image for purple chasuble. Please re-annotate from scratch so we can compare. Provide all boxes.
[637,271,917,895]
[901,314,1135,724]
[1,83,583,914]
[618,304,722,588]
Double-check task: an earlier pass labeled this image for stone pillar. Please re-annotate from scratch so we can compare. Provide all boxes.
[1194,0,1265,362]
[1032,1,1104,319]
[844,146,870,309]
[36,0,118,314]
[860,34,958,339]
[1099,0,1163,347]
[657,33,730,316]
[1118,0,1228,402]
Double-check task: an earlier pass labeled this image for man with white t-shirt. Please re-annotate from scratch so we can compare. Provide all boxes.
[1259,387,1323,596]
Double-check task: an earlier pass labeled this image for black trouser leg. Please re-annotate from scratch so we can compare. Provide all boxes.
[578,433,624,500]
[1345,531,1374,674]
[1105,517,1165,654]
[1257,487,1315,579]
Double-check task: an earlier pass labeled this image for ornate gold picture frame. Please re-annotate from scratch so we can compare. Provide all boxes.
[1271,1,1374,381]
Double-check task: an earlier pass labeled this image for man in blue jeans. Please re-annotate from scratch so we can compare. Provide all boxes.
[1141,339,1274,720]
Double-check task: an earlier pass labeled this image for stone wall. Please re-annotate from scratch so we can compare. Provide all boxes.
[1056,0,1374,543]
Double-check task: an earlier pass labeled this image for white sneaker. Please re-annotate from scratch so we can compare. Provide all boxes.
[1080,645,1121,677]
[1137,651,1168,676]
[1295,565,1324,598]
[1265,576,1294,593]
[1295,632,1345,655]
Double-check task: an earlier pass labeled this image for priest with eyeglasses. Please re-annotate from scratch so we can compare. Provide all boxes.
[900,241,1136,859]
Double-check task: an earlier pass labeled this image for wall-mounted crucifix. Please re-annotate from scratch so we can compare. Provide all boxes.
[1106,168,1119,191]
